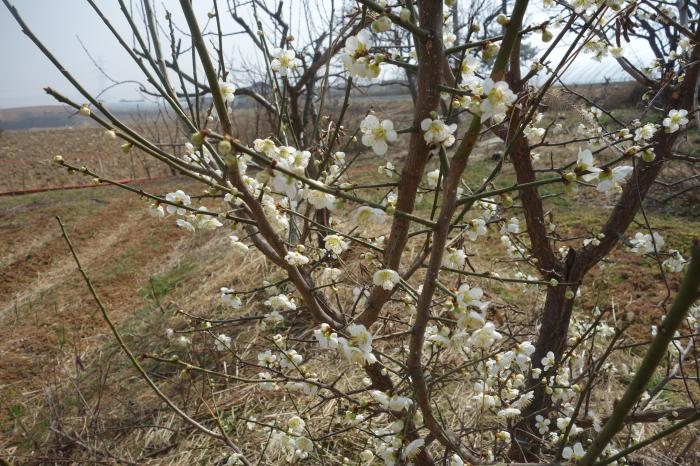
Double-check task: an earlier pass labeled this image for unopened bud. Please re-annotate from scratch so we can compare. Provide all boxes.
[121,142,133,154]
[541,28,553,42]
[52,155,64,164]
[371,16,392,33]
[79,104,91,117]
[496,14,509,26]
[641,149,655,162]
[483,42,500,60]
[191,131,205,146]
[501,194,513,208]
[399,8,411,22]
[218,139,232,155]
[104,129,116,140]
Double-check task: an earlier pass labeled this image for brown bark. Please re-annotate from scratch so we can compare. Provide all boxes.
[357,0,445,328]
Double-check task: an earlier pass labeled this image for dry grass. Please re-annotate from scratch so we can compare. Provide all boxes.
[1,113,699,465]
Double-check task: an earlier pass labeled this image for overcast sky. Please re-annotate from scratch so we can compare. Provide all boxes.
[0,1,642,110]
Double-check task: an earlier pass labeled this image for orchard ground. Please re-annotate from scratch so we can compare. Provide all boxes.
[0,111,699,463]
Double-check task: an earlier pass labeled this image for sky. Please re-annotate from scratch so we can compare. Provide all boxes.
[0,1,643,110]
[0,0,264,109]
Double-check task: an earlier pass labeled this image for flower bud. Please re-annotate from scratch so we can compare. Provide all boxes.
[564,172,576,182]
[549,278,559,287]
[565,289,575,299]
[483,42,500,60]
[340,182,352,190]
[470,20,480,33]
[191,131,205,146]
[399,8,411,22]
[79,104,91,117]
[541,28,553,42]
[624,145,640,157]
[496,14,509,26]
[104,129,116,140]
[500,194,513,208]
[371,16,392,33]
[218,139,232,155]
[121,142,133,154]
[52,155,64,164]
[641,149,655,162]
[221,154,235,167]
[385,206,395,216]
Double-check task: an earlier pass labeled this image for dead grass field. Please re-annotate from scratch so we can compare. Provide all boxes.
[0,112,699,465]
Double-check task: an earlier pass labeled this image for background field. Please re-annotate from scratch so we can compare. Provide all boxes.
[1,93,699,464]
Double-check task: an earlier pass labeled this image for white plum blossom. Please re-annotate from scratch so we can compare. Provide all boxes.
[401,438,425,460]
[148,203,165,218]
[258,350,277,367]
[466,218,487,241]
[175,335,191,348]
[468,322,502,348]
[421,118,457,146]
[324,234,349,255]
[214,333,232,352]
[304,186,337,211]
[196,211,223,230]
[314,323,339,349]
[576,149,602,181]
[562,442,586,461]
[456,283,489,311]
[426,168,441,189]
[629,231,665,254]
[337,324,376,365]
[596,166,633,193]
[221,287,242,308]
[443,248,466,269]
[175,218,196,233]
[229,235,249,256]
[321,267,343,283]
[360,114,398,156]
[265,294,297,311]
[270,48,300,76]
[219,80,236,104]
[165,190,191,215]
[460,54,478,79]
[535,415,550,434]
[373,269,400,290]
[480,79,517,122]
[663,250,687,273]
[541,351,556,371]
[634,123,657,142]
[279,349,303,371]
[285,251,310,266]
[341,30,382,79]
[524,125,545,144]
[663,109,688,133]
[353,206,387,229]
[371,390,413,411]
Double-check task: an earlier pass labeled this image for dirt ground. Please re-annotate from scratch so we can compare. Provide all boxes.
[0,176,195,407]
